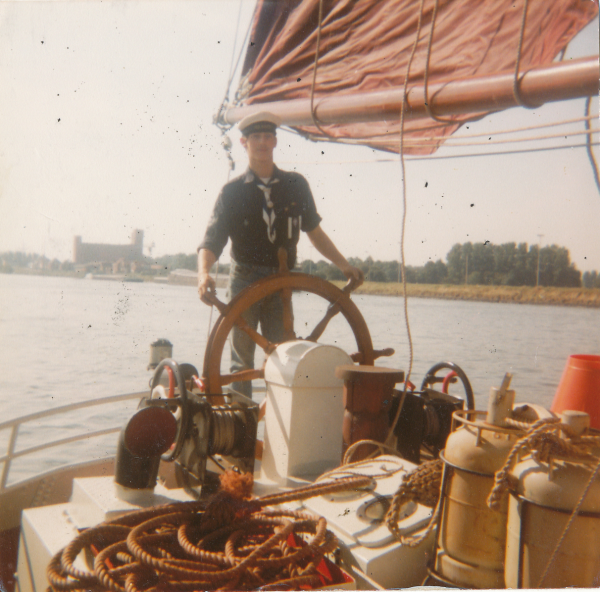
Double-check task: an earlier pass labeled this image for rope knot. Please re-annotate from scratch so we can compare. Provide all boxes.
[200,470,261,531]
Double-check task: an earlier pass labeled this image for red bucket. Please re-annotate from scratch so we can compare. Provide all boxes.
[551,355,600,429]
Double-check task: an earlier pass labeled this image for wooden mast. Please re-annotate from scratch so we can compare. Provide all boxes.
[222,56,598,127]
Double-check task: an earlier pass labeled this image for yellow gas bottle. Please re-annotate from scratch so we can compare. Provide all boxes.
[434,387,552,589]
[504,411,600,588]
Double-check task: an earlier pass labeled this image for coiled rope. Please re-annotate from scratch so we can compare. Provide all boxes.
[484,417,600,588]
[384,458,443,547]
[47,471,372,592]
[487,417,600,511]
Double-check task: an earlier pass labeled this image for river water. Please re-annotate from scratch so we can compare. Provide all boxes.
[1,273,599,484]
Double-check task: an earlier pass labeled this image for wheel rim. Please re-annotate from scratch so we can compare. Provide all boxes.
[202,273,374,394]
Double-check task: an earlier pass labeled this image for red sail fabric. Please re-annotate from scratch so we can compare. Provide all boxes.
[238,0,598,154]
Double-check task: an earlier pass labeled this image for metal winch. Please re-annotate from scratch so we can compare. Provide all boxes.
[391,362,475,464]
[116,357,259,498]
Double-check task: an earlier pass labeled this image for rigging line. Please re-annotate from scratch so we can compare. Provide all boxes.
[287,120,453,143]
[390,127,600,148]
[216,1,256,127]
[585,97,600,195]
[437,115,599,139]
[287,114,599,145]
[387,0,428,446]
[423,0,457,125]
[209,2,248,342]
[309,0,335,138]
[280,140,600,162]
[404,140,600,161]
[512,0,539,109]
[226,0,244,91]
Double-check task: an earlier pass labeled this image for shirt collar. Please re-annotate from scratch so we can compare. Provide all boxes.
[243,165,281,184]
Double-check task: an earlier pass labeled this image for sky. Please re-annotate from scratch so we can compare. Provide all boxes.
[0,1,598,272]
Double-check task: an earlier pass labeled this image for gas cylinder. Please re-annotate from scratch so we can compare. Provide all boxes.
[434,387,551,589]
[505,411,600,588]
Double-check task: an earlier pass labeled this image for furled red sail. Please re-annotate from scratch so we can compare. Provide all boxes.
[232,0,598,154]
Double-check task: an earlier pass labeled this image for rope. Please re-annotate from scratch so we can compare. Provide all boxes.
[423,0,456,125]
[537,455,600,588]
[316,453,406,486]
[280,132,600,161]
[385,0,429,446]
[481,416,600,587]
[585,96,600,195]
[215,0,256,130]
[225,0,245,93]
[487,418,600,511]
[373,126,600,149]
[503,416,538,431]
[342,439,404,465]
[47,472,368,591]
[435,115,599,139]
[385,459,443,547]
[385,388,407,448]
[403,140,600,161]
[512,0,538,109]
[309,0,334,138]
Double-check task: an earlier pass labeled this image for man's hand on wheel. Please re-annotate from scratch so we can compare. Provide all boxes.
[341,264,364,288]
[198,274,216,304]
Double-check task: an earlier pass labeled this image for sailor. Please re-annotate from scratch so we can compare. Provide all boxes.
[197,111,363,398]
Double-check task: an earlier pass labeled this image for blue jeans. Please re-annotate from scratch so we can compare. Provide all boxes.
[228,261,284,399]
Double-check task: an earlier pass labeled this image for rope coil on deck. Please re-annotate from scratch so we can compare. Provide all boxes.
[384,458,443,547]
[46,472,371,592]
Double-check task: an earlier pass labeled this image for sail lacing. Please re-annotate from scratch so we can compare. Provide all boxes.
[512,0,540,109]
[423,0,458,125]
[309,0,334,139]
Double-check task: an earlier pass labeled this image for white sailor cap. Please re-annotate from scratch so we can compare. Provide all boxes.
[238,111,281,136]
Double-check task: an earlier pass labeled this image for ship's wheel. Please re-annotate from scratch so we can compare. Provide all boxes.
[201,272,378,395]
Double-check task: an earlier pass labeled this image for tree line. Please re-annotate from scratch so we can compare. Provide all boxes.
[2,242,599,288]
[301,242,599,289]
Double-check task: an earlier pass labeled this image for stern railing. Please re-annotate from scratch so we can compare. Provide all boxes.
[0,392,147,492]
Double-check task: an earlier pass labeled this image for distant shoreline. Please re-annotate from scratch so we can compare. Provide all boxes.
[336,281,600,308]
[3,268,599,307]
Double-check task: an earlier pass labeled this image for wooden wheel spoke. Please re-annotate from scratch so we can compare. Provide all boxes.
[234,315,276,353]
[305,279,358,341]
[202,291,228,313]
[351,347,395,364]
[203,291,275,354]
[281,288,296,341]
[278,248,296,341]
[305,302,341,342]
[202,273,374,395]
[220,368,265,387]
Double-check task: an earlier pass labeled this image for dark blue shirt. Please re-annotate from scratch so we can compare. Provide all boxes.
[199,166,322,268]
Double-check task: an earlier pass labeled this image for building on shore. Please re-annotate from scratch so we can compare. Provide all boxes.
[73,230,144,272]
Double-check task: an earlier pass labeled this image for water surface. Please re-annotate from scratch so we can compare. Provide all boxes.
[1,274,598,483]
